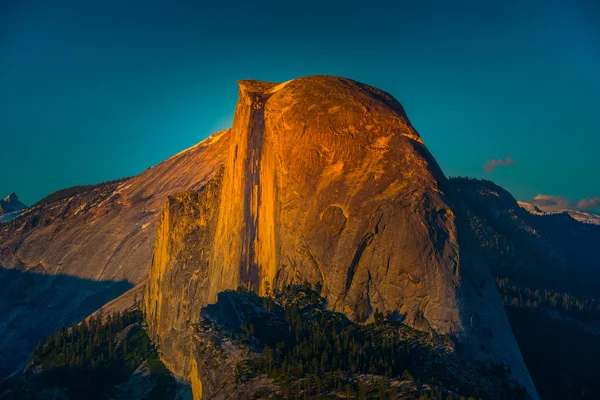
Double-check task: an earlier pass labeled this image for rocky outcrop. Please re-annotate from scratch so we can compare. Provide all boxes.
[143,76,538,398]
[187,327,278,400]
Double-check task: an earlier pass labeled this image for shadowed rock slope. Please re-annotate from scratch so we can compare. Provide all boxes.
[143,76,538,398]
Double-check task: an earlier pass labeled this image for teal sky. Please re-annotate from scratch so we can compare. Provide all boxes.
[2,0,599,210]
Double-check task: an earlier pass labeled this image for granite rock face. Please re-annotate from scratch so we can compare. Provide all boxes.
[0,130,230,378]
[143,76,538,398]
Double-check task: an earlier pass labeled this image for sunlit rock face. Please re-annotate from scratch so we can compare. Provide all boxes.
[143,76,538,398]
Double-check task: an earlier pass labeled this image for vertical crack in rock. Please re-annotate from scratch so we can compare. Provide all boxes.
[344,232,375,294]
[239,94,265,290]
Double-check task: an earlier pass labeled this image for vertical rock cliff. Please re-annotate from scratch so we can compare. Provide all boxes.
[144,76,538,398]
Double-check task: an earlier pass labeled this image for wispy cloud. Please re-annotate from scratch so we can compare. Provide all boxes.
[577,197,600,210]
[529,194,600,213]
[531,194,570,212]
[483,155,516,173]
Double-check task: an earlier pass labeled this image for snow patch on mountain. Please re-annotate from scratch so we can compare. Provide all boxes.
[519,201,600,225]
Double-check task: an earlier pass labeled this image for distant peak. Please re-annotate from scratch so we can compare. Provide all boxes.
[0,192,27,215]
[3,192,19,202]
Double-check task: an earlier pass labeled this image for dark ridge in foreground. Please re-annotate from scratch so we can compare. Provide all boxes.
[188,285,527,399]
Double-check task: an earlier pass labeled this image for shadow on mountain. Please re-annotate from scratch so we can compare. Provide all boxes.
[450,177,600,399]
[6,309,190,400]
[0,266,132,382]
[450,177,600,297]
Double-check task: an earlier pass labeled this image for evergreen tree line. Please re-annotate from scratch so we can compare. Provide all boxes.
[495,277,600,323]
[34,177,130,208]
[28,309,153,399]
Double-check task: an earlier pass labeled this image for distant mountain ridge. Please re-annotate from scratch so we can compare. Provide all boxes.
[450,177,600,295]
